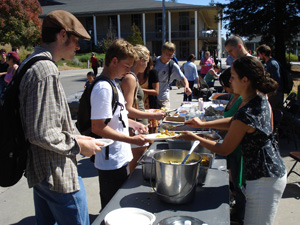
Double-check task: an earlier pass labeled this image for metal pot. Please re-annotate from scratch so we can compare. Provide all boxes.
[152,149,202,204]
[197,153,214,184]
[138,149,157,180]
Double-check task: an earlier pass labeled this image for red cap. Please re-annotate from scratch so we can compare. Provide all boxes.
[7,51,20,62]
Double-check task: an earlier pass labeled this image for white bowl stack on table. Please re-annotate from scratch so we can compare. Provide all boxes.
[104,207,156,225]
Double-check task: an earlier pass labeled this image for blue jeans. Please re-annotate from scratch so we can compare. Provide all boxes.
[183,80,194,101]
[33,177,89,225]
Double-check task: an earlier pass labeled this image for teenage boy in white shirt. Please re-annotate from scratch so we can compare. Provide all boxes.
[90,39,149,210]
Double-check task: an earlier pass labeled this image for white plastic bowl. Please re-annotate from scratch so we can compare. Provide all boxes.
[104,207,156,225]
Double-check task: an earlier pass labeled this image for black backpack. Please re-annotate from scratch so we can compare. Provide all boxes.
[76,75,120,137]
[0,56,53,187]
[167,59,175,84]
[279,62,294,94]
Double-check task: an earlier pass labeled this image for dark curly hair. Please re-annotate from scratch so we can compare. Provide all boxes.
[232,56,278,94]
[219,67,231,88]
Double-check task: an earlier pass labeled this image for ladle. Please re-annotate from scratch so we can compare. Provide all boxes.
[181,140,200,164]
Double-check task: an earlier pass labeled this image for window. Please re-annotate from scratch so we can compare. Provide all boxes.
[131,14,142,31]
[155,13,163,38]
[179,12,189,31]
[179,12,190,38]
[179,41,189,60]
[86,17,93,32]
[155,13,162,33]
[108,15,118,35]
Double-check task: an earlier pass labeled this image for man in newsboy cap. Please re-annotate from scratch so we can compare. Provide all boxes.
[18,10,103,225]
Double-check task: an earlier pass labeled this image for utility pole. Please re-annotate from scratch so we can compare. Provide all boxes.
[162,0,166,44]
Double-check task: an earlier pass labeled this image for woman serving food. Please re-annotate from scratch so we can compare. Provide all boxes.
[177,56,286,225]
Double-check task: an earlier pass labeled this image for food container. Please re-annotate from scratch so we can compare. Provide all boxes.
[197,153,214,184]
[152,149,202,204]
[138,149,157,180]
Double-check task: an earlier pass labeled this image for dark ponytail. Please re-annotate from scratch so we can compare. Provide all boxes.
[232,56,278,94]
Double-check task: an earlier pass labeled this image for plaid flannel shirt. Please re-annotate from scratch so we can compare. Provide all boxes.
[19,47,81,193]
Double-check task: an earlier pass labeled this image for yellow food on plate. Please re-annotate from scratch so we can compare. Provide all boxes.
[155,130,175,138]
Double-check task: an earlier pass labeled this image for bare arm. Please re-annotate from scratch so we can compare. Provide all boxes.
[121,74,164,120]
[178,119,253,156]
[142,82,159,96]
[209,69,220,79]
[91,119,148,146]
[180,76,192,96]
[185,117,233,131]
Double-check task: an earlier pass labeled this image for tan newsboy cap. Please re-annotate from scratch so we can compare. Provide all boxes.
[43,10,91,40]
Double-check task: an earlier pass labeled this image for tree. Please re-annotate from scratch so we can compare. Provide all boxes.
[102,18,117,53]
[127,24,144,46]
[220,0,300,67]
[0,0,42,47]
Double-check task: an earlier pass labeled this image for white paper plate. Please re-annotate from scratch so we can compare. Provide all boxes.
[95,138,114,147]
[144,133,177,141]
[104,207,156,225]
[131,142,150,148]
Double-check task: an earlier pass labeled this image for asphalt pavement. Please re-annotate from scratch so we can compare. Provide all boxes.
[0,65,299,225]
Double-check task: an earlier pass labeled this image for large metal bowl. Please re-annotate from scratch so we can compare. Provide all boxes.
[138,149,157,180]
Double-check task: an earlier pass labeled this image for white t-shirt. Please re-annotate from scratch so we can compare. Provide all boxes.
[90,79,132,170]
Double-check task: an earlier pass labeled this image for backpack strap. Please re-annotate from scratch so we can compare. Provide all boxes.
[181,62,185,74]
[168,59,174,84]
[90,76,121,125]
[10,56,55,89]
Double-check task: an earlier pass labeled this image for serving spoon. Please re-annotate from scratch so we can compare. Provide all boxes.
[181,140,200,164]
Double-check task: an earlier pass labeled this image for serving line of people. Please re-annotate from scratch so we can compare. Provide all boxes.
[16,9,286,225]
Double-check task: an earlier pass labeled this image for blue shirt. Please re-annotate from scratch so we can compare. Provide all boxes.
[266,58,282,92]
[182,61,198,81]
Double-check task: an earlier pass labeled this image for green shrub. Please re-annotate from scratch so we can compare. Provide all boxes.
[72,58,83,66]
[0,44,33,62]
[286,53,299,62]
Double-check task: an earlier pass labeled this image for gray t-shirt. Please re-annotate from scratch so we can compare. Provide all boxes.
[155,57,185,100]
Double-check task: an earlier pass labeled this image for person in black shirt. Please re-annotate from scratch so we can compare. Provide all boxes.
[0,49,9,75]
[84,71,95,89]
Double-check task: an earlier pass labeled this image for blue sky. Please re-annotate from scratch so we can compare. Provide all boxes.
[157,0,229,37]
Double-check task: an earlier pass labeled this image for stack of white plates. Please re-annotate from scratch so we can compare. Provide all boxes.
[104,207,156,225]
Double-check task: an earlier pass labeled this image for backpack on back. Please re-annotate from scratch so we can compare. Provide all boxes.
[0,56,53,187]
[76,75,119,137]
[279,63,294,94]
[167,59,175,84]
[76,75,120,161]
